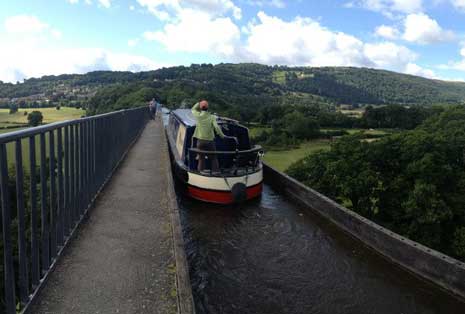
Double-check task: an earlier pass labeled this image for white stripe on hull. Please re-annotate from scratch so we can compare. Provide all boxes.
[188,170,263,191]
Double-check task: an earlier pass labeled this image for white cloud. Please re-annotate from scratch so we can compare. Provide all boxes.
[4,15,63,42]
[439,43,465,72]
[269,0,285,8]
[143,30,159,41]
[347,0,423,16]
[0,15,161,83]
[128,39,140,47]
[146,9,240,56]
[363,42,417,69]
[375,25,399,39]
[247,0,286,8]
[404,62,436,78]
[451,0,465,11]
[98,0,111,8]
[136,0,242,20]
[402,13,454,44]
[0,46,162,83]
[1,8,439,83]
[391,0,423,13]
[240,12,416,72]
[4,15,49,34]
[65,0,112,8]
[51,30,63,39]
[242,12,365,66]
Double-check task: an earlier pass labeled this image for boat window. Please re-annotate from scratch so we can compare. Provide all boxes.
[176,124,186,158]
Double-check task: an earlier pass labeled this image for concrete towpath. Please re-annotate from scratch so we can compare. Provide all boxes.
[30,118,194,314]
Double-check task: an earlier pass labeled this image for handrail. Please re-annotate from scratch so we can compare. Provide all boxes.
[187,145,263,174]
[0,106,150,314]
[189,145,263,156]
[0,107,145,144]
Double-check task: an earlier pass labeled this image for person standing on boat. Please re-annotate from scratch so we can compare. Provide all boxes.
[192,100,225,172]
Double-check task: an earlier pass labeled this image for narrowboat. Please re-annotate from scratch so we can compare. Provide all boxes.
[166,109,264,204]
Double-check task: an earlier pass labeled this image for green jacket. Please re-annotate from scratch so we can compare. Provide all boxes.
[191,103,225,141]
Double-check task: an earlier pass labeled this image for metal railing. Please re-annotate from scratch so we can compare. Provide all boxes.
[187,145,263,175]
[0,107,149,313]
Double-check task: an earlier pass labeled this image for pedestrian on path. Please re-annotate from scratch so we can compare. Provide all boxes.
[149,99,156,120]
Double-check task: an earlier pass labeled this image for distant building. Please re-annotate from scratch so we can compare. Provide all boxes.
[339,104,353,110]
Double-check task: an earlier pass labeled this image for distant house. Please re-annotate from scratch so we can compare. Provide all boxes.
[339,104,353,110]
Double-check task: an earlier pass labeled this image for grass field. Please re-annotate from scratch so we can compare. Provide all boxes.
[249,125,396,171]
[339,108,365,118]
[321,128,393,136]
[0,107,85,166]
[257,128,393,171]
[263,140,331,172]
[0,107,85,128]
[272,70,315,85]
[272,71,287,85]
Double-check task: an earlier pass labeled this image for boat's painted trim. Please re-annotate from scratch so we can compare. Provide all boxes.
[187,170,263,191]
[187,183,263,204]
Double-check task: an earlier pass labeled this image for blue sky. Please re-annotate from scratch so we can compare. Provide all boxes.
[1,0,465,83]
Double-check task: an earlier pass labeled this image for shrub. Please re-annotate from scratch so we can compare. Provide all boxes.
[9,105,18,114]
[27,111,43,126]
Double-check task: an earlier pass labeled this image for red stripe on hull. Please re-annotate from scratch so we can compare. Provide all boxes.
[187,184,263,204]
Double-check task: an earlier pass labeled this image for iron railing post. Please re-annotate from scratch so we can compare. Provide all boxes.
[49,130,57,260]
[40,132,50,273]
[0,143,16,314]
[29,135,40,288]
[0,106,148,313]
[57,128,64,247]
[15,139,30,305]
[70,124,76,226]
[64,126,70,237]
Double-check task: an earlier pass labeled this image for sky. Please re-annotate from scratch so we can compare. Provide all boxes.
[1,0,465,83]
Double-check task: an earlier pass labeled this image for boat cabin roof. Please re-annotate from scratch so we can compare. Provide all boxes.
[172,109,197,127]
[172,109,239,128]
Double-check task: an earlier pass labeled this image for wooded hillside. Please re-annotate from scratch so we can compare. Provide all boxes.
[2,64,465,115]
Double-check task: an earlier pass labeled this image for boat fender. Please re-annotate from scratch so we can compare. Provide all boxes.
[231,182,247,203]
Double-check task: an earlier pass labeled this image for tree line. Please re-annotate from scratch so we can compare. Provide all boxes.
[28,63,463,117]
[287,106,465,261]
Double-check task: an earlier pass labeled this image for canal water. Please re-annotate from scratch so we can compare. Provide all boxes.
[178,184,465,314]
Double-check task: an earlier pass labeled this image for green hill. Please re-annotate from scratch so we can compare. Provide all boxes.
[88,64,465,115]
[2,64,465,114]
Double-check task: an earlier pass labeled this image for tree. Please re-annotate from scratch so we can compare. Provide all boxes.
[9,104,18,114]
[286,106,465,261]
[28,111,43,126]
[283,111,320,140]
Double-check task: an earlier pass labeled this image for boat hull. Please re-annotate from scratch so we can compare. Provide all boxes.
[185,169,263,204]
[187,182,263,204]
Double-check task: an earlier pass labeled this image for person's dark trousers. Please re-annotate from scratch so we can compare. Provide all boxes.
[197,139,220,172]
